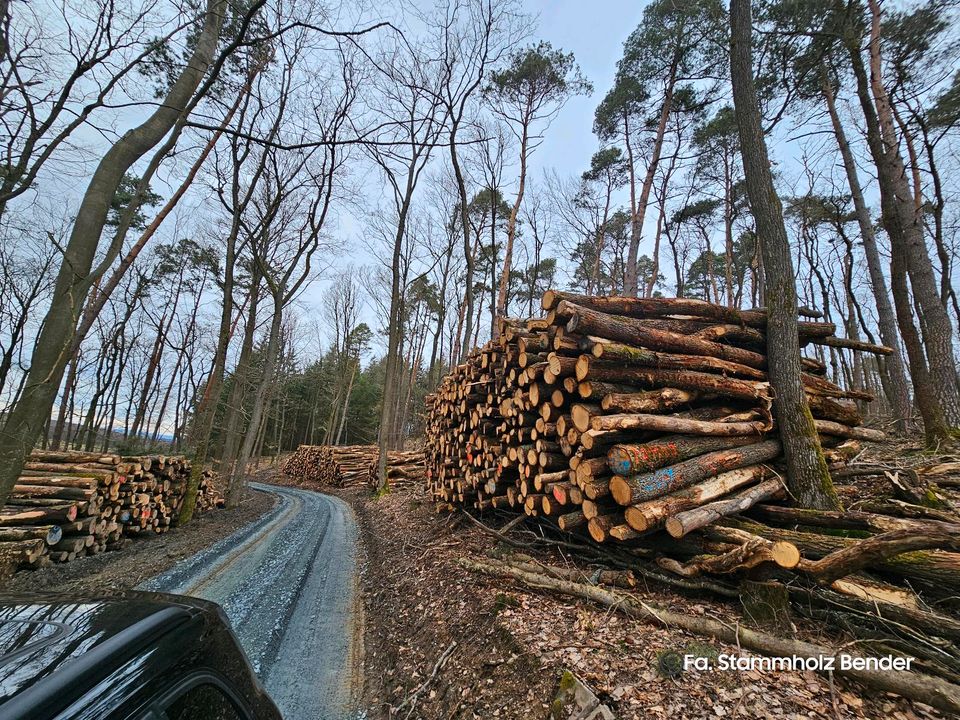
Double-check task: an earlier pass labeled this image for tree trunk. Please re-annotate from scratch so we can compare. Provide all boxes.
[227,296,283,507]
[847,0,960,434]
[497,123,528,319]
[625,53,678,297]
[729,0,840,511]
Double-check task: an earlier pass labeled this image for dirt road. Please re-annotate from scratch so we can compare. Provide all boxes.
[140,483,363,720]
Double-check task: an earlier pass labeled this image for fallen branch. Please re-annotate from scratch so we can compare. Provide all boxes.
[459,556,960,715]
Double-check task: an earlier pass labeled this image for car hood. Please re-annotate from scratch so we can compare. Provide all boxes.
[0,591,211,704]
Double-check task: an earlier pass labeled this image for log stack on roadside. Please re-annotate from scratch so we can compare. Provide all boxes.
[372,449,427,492]
[0,450,224,576]
[195,470,226,513]
[425,291,960,609]
[282,444,426,491]
[281,445,336,484]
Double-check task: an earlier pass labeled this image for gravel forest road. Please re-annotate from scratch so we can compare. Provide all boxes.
[140,482,363,720]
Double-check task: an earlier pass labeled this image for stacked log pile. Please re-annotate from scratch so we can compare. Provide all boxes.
[281,445,337,484]
[425,291,960,679]
[0,450,223,575]
[282,444,425,490]
[195,470,226,512]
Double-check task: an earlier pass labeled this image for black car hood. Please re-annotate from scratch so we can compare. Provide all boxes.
[0,591,212,704]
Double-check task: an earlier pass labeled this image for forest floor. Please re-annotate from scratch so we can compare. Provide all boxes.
[0,484,275,594]
[336,482,946,720]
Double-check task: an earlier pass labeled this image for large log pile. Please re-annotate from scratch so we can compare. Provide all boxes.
[0,450,223,576]
[425,291,960,681]
[282,444,425,490]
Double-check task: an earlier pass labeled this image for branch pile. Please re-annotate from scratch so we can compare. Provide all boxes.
[0,450,223,576]
[426,291,960,682]
[282,444,425,490]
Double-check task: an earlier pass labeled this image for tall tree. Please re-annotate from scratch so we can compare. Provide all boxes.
[485,41,590,319]
[613,0,725,297]
[730,0,841,510]
[366,30,450,491]
[818,63,913,432]
[844,0,960,440]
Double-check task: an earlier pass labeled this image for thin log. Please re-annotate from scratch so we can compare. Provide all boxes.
[665,479,786,537]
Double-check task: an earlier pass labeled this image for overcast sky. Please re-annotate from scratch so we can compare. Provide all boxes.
[522,0,643,179]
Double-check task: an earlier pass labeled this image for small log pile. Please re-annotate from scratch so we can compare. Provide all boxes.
[281,445,337,484]
[425,291,960,681]
[282,444,425,490]
[372,449,426,491]
[0,450,223,576]
[195,470,226,512]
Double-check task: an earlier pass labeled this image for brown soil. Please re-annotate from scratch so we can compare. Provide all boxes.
[0,487,275,594]
[338,483,944,720]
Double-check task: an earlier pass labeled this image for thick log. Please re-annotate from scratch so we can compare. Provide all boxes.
[26,451,119,465]
[0,525,62,545]
[610,440,781,505]
[11,484,94,501]
[559,301,767,369]
[600,388,699,413]
[587,514,619,542]
[624,466,770,532]
[0,505,78,526]
[608,435,758,476]
[592,412,769,437]
[557,510,587,531]
[665,479,786,537]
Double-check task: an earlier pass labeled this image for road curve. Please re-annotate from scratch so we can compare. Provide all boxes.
[140,482,363,720]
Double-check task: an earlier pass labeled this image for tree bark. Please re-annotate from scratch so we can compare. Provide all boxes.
[729,0,840,511]
[609,439,781,505]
